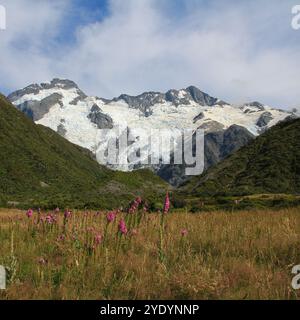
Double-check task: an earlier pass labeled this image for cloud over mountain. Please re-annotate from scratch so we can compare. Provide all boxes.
[0,0,300,108]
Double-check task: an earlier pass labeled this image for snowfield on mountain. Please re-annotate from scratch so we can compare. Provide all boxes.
[8,79,298,185]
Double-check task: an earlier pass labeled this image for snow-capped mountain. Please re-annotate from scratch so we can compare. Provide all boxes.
[8,78,297,185]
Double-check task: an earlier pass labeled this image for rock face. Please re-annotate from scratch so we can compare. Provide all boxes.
[57,123,67,137]
[256,111,273,127]
[7,84,41,101]
[157,125,254,186]
[114,92,165,116]
[241,101,266,114]
[198,120,224,132]
[8,78,296,186]
[186,86,221,106]
[113,86,225,114]
[88,104,113,129]
[8,79,83,101]
[182,118,300,195]
[193,112,204,123]
[15,93,63,121]
[205,125,254,168]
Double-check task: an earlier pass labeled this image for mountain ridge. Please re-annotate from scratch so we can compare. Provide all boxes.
[180,118,300,195]
[0,94,167,209]
[7,78,297,185]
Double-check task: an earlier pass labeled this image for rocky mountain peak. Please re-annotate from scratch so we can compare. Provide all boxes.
[41,78,79,90]
[8,78,83,103]
[7,79,296,186]
[111,85,223,113]
[113,91,165,116]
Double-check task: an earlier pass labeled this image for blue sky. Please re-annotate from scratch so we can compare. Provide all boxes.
[55,0,109,44]
[0,0,300,108]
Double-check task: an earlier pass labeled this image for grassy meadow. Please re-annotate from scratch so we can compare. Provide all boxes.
[0,204,299,300]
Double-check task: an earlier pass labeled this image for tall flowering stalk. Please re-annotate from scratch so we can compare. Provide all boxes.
[118,219,128,235]
[159,192,170,263]
[26,209,34,232]
[179,229,188,259]
[26,209,33,219]
[37,208,41,224]
[94,234,102,246]
[103,211,117,247]
[91,233,102,260]
[107,211,116,223]
[116,218,128,258]
[126,197,143,231]
[63,210,71,234]
[163,193,170,214]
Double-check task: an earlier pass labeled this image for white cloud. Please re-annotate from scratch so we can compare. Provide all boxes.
[0,0,70,88]
[0,0,300,109]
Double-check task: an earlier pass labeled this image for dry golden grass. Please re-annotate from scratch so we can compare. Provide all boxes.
[0,207,299,300]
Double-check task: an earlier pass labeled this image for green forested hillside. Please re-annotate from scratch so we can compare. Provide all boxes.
[0,95,167,208]
[182,118,300,196]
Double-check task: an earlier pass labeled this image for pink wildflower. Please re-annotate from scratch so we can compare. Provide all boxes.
[128,197,142,214]
[118,219,128,235]
[163,192,170,214]
[46,214,53,224]
[64,210,72,219]
[26,209,33,218]
[106,211,116,223]
[57,234,66,242]
[181,229,188,237]
[94,234,102,246]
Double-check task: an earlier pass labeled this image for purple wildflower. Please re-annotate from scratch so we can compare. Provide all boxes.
[163,192,170,214]
[46,214,53,224]
[181,229,188,237]
[118,219,128,235]
[106,211,116,223]
[94,234,102,246]
[64,210,72,219]
[26,209,33,219]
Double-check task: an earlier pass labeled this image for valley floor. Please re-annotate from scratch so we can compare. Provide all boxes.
[0,207,299,300]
